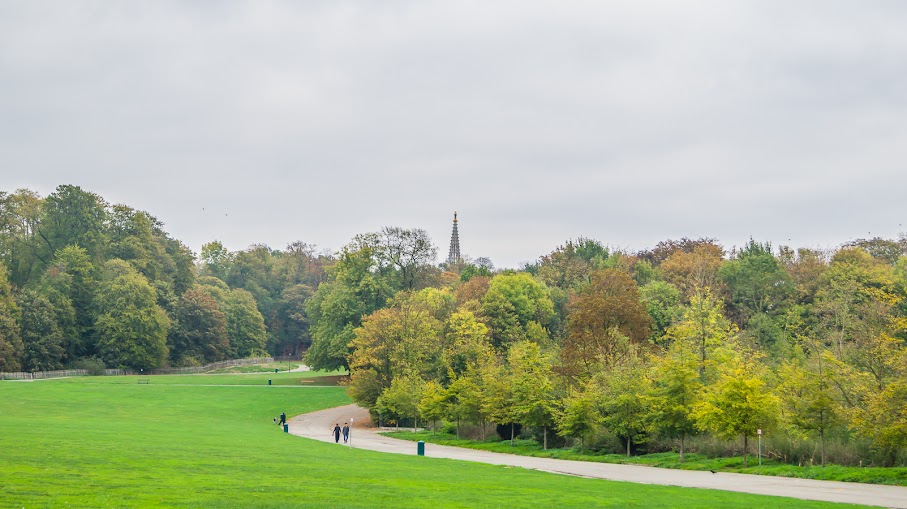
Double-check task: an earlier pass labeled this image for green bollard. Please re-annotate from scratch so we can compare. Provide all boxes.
[275,368,279,373]
[417,441,425,456]
[268,379,272,385]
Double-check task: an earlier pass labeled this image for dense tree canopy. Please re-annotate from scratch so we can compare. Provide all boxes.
[95,260,170,370]
[1,184,906,467]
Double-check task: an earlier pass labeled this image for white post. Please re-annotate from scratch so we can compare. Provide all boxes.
[757,429,762,466]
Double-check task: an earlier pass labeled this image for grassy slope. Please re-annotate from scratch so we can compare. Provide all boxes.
[384,432,907,486]
[0,374,873,509]
[209,362,305,373]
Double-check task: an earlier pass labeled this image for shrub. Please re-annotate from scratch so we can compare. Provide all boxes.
[495,423,522,441]
[71,357,107,376]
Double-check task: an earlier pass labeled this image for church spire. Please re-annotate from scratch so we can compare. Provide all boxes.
[447,211,461,266]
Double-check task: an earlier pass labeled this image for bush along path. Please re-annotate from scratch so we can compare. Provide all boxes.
[288,404,907,509]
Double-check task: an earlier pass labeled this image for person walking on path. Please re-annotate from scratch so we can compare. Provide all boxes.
[279,412,286,426]
[332,423,341,443]
[342,423,350,443]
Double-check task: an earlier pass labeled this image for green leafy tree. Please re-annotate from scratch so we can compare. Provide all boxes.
[639,280,682,342]
[556,381,599,451]
[275,283,315,355]
[226,288,268,358]
[633,259,661,287]
[95,260,170,370]
[38,185,108,262]
[594,349,651,457]
[199,241,233,281]
[647,348,701,462]
[845,237,904,265]
[720,240,793,353]
[169,285,229,365]
[459,261,493,282]
[445,369,488,439]
[509,340,557,449]
[815,247,896,358]
[692,351,779,467]
[157,236,196,296]
[443,308,492,378]
[347,292,445,409]
[306,245,394,371]
[776,348,842,467]
[17,289,66,371]
[376,372,425,430]
[272,241,330,289]
[854,379,907,463]
[418,380,447,432]
[480,358,520,445]
[106,205,159,279]
[481,272,554,349]
[0,263,23,371]
[0,189,44,288]
[370,227,439,291]
[45,245,99,359]
[778,246,828,306]
[536,240,598,290]
[664,289,738,382]
[196,277,268,358]
[720,240,792,323]
[849,337,907,463]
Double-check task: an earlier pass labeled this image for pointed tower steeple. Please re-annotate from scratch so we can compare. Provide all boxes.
[447,211,461,266]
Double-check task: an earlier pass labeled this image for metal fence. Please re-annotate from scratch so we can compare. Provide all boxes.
[0,357,281,380]
[148,357,275,375]
[0,368,128,380]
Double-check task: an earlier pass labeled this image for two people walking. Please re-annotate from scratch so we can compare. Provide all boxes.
[332,422,350,444]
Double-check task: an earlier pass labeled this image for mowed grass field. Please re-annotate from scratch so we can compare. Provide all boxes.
[0,373,873,509]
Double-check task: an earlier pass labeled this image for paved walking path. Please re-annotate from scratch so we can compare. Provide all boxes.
[288,404,907,508]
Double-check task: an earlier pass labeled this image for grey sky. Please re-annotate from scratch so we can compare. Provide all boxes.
[2,1,906,268]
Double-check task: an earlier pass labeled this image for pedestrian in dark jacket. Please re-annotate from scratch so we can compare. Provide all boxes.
[332,423,341,443]
[342,423,350,443]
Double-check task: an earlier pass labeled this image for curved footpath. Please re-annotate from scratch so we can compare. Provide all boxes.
[289,404,907,508]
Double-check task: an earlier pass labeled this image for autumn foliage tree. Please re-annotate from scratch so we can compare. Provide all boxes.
[562,269,651,377]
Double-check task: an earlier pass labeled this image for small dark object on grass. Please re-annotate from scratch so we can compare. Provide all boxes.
[709,470,717,474]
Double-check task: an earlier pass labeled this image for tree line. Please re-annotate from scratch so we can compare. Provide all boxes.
[1,185,905,466]
[312,237,907,467]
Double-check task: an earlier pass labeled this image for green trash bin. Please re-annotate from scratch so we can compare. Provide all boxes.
[268,379,272,385]
[283,424,289,433]
[275,368,279,373]
[417,441,425,456]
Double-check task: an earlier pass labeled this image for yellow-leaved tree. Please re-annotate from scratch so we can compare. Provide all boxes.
[692,349,779,467]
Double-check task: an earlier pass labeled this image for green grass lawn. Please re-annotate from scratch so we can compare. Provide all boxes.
[209,362,306,374]
[0,375,875,509]
[57,369,347,386]
[384,431,907,487]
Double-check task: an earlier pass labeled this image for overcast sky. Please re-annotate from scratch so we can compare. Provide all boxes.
[2,1,906,268]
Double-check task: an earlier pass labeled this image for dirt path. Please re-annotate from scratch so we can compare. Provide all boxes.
[288,404,907,508]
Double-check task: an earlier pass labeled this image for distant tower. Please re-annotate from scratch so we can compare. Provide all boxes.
[447,211,461,266]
